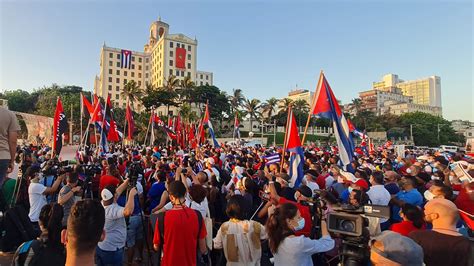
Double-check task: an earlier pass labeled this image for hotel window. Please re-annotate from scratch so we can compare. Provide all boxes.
[132,64,135,69]
[116,78,120,83]
[146,58,149,63]
[108,77,112,82]
[116,70,120,75]
[138,81,141,86]
[131,72,135,77]
[146,73,148,78]
[117,54,120,59]
[124,79,127,84]
[132,56,135,62]
[176,70,179,76]
[177,43,180,48]
[206,75,208,80]
[188,45,191,51]
[169,70,173,76]
[170,42,173,48]
[108,85,112,90]
[109,61,112,66]
[116,86,119,91]
[139,57,142,63]
[181,71,184,77]
[187,63,191,69]
[187,72,191,78]
[124,71,127,76]
[109,69,112,74]
[138,65,142,70]
[200,74,203,79]
[187,54,191,60]
[116,62,120,67]
[138,73,141,78]
[200,81,203,85]
[170,51,173,57]
[146,66,149,71]
[169,60,173,66]
[116,94,119,100]
[109,53,113,58]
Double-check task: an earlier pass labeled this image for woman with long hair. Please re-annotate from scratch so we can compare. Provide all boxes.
[390,203,426,236]
[13,203,65,265]
[265,203,334,266]
[214,195,267,266]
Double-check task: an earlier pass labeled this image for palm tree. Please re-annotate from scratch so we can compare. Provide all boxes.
[178,76,195,104]
[351,98,362,115]
[293,99,310,127]
[243,98,261,131]
[121,80,142,109]
[261,97,279,122]
[278,98,293,115]
[161,75,180,115]
[228,89,245,114]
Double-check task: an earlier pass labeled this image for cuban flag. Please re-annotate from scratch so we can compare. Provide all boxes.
[233,112,240,139]
[121,50,132,69]
[310,72,354,172]
[263,153,280,166]
[201,103,220,147]
[285,107,304,188]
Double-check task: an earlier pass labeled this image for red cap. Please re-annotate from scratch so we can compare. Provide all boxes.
[354,179,369,191]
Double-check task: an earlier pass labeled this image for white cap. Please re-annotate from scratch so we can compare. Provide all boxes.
[101,188,114,201]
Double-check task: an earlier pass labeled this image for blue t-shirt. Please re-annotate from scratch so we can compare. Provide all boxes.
[384,183,400,195]
[392,188,423,221]
[340,188,350,203]
[117,183,143,216]
[147,181,166,212]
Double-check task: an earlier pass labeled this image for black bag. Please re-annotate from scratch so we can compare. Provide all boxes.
[1,206,37,252]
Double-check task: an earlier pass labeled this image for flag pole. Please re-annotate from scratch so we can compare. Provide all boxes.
[301,70,324,146]
[97,95,108,155]
[80,93,83,149]
[144,107,152,147]
[280,105,292,174]
[122,98,129,147]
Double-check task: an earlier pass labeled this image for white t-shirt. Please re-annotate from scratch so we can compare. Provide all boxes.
[98,202,126,251]
[28,182,47,222]
[305,180,320,195]
[273,235,334,266]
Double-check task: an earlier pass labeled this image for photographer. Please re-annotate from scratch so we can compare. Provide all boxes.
[27,166,64,230]
[58,171,81,227]
[266,203,334,266]
[96,179,137,266]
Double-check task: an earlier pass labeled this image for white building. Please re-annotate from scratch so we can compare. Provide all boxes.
[287,89,314,106]
[93,18,213,113]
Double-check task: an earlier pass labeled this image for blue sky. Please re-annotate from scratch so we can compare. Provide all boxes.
[1,0,472,120]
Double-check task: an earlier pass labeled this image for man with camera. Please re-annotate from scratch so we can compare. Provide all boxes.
[27,166,64,230]
[96,179,137,266]
[58,171,81,227]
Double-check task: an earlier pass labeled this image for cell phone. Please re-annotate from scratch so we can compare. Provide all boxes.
[453,164,473,183]
[259,190,271,201]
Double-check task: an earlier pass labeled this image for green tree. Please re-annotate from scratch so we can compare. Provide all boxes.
[228,89,245,114]
[278,98,293,115]
[121,80,142,109]
[261,97,279,122]
[243,98,261,131]
[293,99,310,127]
[193,85,230,121]
[3,90,37,113]
[399,112,461,146]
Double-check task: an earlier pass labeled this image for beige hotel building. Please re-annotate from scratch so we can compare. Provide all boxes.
[93,18,213,113]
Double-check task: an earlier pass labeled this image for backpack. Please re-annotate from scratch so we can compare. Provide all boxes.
[13,239,65,266]
[156,209,209,266]
[1,206,37,252]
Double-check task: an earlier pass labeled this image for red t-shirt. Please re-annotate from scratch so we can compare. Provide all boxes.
[390,220,425,237]
[452,184,474,215]
[153,207,207,266]
[99,175,120,193]
[279,197,311,237]
[316,173,329,189]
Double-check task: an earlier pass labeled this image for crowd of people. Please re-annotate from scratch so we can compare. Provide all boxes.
[0,108,473,266]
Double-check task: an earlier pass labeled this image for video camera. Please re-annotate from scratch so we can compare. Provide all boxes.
[42,159,75,176]
[128,161,143,188]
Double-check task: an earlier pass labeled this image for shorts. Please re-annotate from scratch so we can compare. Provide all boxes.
[126,215,143,247]
[95,246,124,266]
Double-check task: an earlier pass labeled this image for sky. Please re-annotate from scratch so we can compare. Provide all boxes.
[1,0,472,121]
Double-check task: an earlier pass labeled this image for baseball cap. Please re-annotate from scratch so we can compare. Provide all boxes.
[354,179,369,191]
[101,188,114,201]
[371,231,424,265]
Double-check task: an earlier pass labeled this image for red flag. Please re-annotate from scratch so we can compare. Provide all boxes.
[107,118,120,142]
[175,47,186,69]
[285,107,302,150]
[126,102,135,140]
[91,98,103,122]
[310,73,342,117]
[81,93,94,115]
[347,119,356,132]
[93,94,99,107]
[53,98,68,155]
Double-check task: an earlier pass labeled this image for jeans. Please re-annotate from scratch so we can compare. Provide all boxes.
[95,246,124,266]
[0,159,10,185]
[126,215,144,247]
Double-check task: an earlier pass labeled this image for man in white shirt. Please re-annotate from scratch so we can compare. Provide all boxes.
[96,179,137,266]
[28,167,64,226]
[302,171,319,196]
[367,171,391,227]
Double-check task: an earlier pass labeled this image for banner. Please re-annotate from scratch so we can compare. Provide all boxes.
[176,47,186,69]
[121,49,132,69]
[53,98,68,155]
